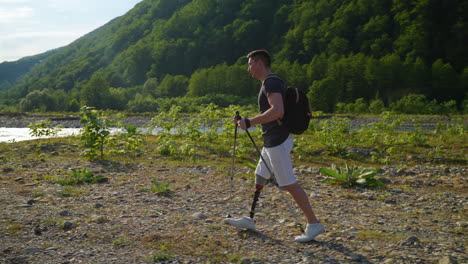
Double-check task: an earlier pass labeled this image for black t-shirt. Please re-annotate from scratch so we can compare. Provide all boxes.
[258,74,290,148]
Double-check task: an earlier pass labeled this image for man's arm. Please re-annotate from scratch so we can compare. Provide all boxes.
[238,93,283,130]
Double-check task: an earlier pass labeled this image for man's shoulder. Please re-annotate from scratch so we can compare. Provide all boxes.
[264,74,283,84]
[263,74,284,94]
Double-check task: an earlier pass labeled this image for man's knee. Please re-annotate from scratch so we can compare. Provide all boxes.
[255,174,268,186]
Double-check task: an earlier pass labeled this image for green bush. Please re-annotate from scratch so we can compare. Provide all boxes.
[390,94,460,114]
[28,119,62,137]
[79,106,114,159]
[368,99,386,114]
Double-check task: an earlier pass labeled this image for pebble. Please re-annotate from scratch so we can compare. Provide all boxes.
[192,212,207,220]
[59,210,72,216]
[21,248,42,255]
[400,236,420,247]
[438,256,457,264]
[62,221,73,231]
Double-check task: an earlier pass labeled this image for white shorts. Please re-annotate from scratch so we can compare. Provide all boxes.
[255,135,296,187]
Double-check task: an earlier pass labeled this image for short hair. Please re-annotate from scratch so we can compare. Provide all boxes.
[247,49,271,68]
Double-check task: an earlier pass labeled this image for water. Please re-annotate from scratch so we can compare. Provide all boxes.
[0,127,167,143]
[0,127,82,143]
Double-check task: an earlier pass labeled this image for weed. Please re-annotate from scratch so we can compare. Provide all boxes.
[112,236,127,247]
[5,221,24,236]
[320,164,384,188]
[79,106,114,159]
[150,178,174,196]
[149,251,174,262]
[57,186,87,197]
[45,168,106,186]
[28,119,63,138]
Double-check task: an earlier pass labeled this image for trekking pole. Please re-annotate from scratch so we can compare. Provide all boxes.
[236,112,271,220]
[227,112,240,218]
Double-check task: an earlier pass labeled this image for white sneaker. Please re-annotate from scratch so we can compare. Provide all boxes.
[225,216,256,230]
[294,222,324,243]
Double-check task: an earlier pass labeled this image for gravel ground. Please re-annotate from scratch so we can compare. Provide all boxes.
[0,141,466,264]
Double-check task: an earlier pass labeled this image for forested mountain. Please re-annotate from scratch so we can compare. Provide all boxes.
[0,0,466,113]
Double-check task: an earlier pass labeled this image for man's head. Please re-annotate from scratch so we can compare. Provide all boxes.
[247,49,271,80]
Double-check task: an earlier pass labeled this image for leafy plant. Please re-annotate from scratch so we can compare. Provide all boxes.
[80,106,114,159]
[46,168,107,186]
[109,124,144,157]
[319,164,383,188]
[151,178,173,196]
[28,119,62,137]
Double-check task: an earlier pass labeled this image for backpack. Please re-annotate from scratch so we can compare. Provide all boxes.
[263,75,311,134]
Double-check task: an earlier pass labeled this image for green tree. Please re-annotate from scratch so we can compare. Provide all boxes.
[431,59,458,102]
[157,75,188,98]
[80,71,111,109]
[308,77,339,112]
[19,89,54,112]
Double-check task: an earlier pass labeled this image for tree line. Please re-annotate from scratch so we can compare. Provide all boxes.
[0,0,466,113]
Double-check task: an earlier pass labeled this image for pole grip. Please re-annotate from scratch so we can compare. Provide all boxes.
[235,111,241,121]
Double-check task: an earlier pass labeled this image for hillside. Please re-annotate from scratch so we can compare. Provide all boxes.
[0,0,467,113]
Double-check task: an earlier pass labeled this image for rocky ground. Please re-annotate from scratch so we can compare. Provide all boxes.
[0,137,466,264]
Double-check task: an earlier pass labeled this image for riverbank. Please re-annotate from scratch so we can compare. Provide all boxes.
[0,113,153,128]
[0,136,466,263]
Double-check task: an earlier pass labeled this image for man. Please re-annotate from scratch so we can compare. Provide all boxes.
[226,49,324,243]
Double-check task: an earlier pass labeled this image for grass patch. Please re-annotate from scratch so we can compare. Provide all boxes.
[148,251,175,262]
[4,221,25,236]
[112,236,128,247]
[356,230,389,241]
[57,186,87,197]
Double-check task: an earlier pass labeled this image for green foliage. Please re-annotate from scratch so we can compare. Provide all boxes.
[156,75,188,98]
[150,178,173,197]
[80,71,111,109]
[310,117,351,156]
[1,0,466,113]
[28,119,63,137]
[390,94,459,114]
[45,168,106,186]
[149,251,174,262]
[127,93,159,113]
[320,164,383,188]
[109,124,144,158]
[79,106,113,159]
[368,99,386,114]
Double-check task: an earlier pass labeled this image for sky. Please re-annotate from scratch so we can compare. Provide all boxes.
[0,0,143,62]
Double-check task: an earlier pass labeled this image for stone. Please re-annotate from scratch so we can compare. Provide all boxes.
[192,212,207,220]
[4,167,14,173]
[400,236,420,247]
[59,210,72,216]
[63,221,73,231]
[21,248,42,255]
[438,256,457,264]
[349,253,362,261]
[14,177,24,183]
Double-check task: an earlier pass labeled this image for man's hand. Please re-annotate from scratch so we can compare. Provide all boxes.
[233,115,249,130]
[238,118,249,130]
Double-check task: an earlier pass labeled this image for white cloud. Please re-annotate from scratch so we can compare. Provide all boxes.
[0,31,84,62]
[0,0,31,3]
[0,6,34,23]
